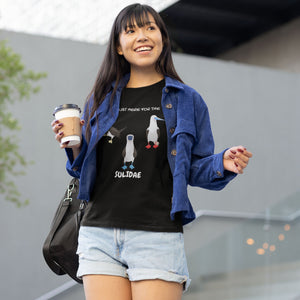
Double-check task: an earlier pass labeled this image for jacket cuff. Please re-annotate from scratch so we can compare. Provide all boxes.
[212,149,237,181]
[212,150,226,179]
[65,135,88,177]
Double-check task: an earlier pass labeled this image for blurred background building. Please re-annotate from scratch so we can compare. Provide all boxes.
[0,1,300,299]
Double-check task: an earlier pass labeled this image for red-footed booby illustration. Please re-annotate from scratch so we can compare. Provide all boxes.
[145,115,164,149]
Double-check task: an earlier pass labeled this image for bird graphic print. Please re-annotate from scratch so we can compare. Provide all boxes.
[122,134,137,170]
[145,115,164,149]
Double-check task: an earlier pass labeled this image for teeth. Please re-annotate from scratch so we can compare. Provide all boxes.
[135,47,152,52]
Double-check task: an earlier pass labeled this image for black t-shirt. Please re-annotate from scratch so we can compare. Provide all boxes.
[81,79,182,232]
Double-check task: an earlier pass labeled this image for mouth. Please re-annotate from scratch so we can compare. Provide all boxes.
[134,46,153,52]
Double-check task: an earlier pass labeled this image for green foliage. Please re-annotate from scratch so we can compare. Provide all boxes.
[0,40,47,206]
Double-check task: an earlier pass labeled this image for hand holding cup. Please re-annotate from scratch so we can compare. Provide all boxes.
[52,104,84,149]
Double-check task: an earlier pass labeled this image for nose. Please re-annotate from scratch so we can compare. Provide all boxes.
[136,28,148,42]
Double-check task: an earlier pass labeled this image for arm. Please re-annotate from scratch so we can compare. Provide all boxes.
[51,97,92,177]
[188,93,251,190]
[189,150,237,190]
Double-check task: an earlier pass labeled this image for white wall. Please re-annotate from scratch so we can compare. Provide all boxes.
[0,30,299,299]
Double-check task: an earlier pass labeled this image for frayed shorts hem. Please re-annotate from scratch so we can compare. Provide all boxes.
[78,266,190,292]
[77,260,128,279]
[128,268,190,291]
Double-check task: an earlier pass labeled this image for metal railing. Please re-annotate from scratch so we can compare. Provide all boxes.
[34,281,78,300]
[194,208,300,222]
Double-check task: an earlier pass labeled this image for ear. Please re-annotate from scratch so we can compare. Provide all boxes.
[117,46,123,55]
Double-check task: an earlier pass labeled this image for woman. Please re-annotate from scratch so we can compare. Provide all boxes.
[52,3,252,300]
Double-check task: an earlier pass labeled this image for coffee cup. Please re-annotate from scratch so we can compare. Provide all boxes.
[53,104,82,146]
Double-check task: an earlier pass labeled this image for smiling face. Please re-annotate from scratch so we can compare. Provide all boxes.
[117,13,163,73]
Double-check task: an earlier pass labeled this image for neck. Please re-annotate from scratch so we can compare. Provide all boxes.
[126,67,164,88]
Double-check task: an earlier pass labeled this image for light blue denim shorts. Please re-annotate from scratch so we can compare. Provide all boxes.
[77,226,191,291]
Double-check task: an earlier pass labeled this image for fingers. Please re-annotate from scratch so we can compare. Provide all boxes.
[227,146,253,174]
[234,163,244,174]
[51,119,63,143]
[240,148,253,158]
[60,141,70,149]
[51,119,85,148]
[51,119,63,134]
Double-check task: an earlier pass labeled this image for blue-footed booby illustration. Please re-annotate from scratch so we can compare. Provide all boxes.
[122,134,137,170]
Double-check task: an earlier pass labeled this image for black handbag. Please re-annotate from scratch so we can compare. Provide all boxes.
[42,177,86,284]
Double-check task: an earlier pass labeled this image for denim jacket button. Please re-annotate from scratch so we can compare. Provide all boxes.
[166,103,173,109]
[165,88,169,93]
[171,149,177,156]
[73,166,79,171]
[217,171,222,177]
[169,127,175,134]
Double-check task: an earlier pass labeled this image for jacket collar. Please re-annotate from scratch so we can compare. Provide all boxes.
[165,76,184,90]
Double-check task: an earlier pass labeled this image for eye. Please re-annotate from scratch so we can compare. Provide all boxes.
[147,26,156,31]
[126,29,135,34]
[124,26,135,34]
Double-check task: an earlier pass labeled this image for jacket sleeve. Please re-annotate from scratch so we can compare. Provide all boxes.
[188,93,236,190]
[65,135,88,178]
[65,97,91,178]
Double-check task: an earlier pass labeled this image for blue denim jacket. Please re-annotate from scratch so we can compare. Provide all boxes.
[65,75,236,225]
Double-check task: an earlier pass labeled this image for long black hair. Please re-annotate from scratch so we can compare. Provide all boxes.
[85,3,183,141]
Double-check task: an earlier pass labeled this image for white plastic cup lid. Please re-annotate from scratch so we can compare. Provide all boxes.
[53,104,81,116]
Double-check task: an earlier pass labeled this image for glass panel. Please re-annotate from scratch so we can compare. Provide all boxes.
[184,191,300,299]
